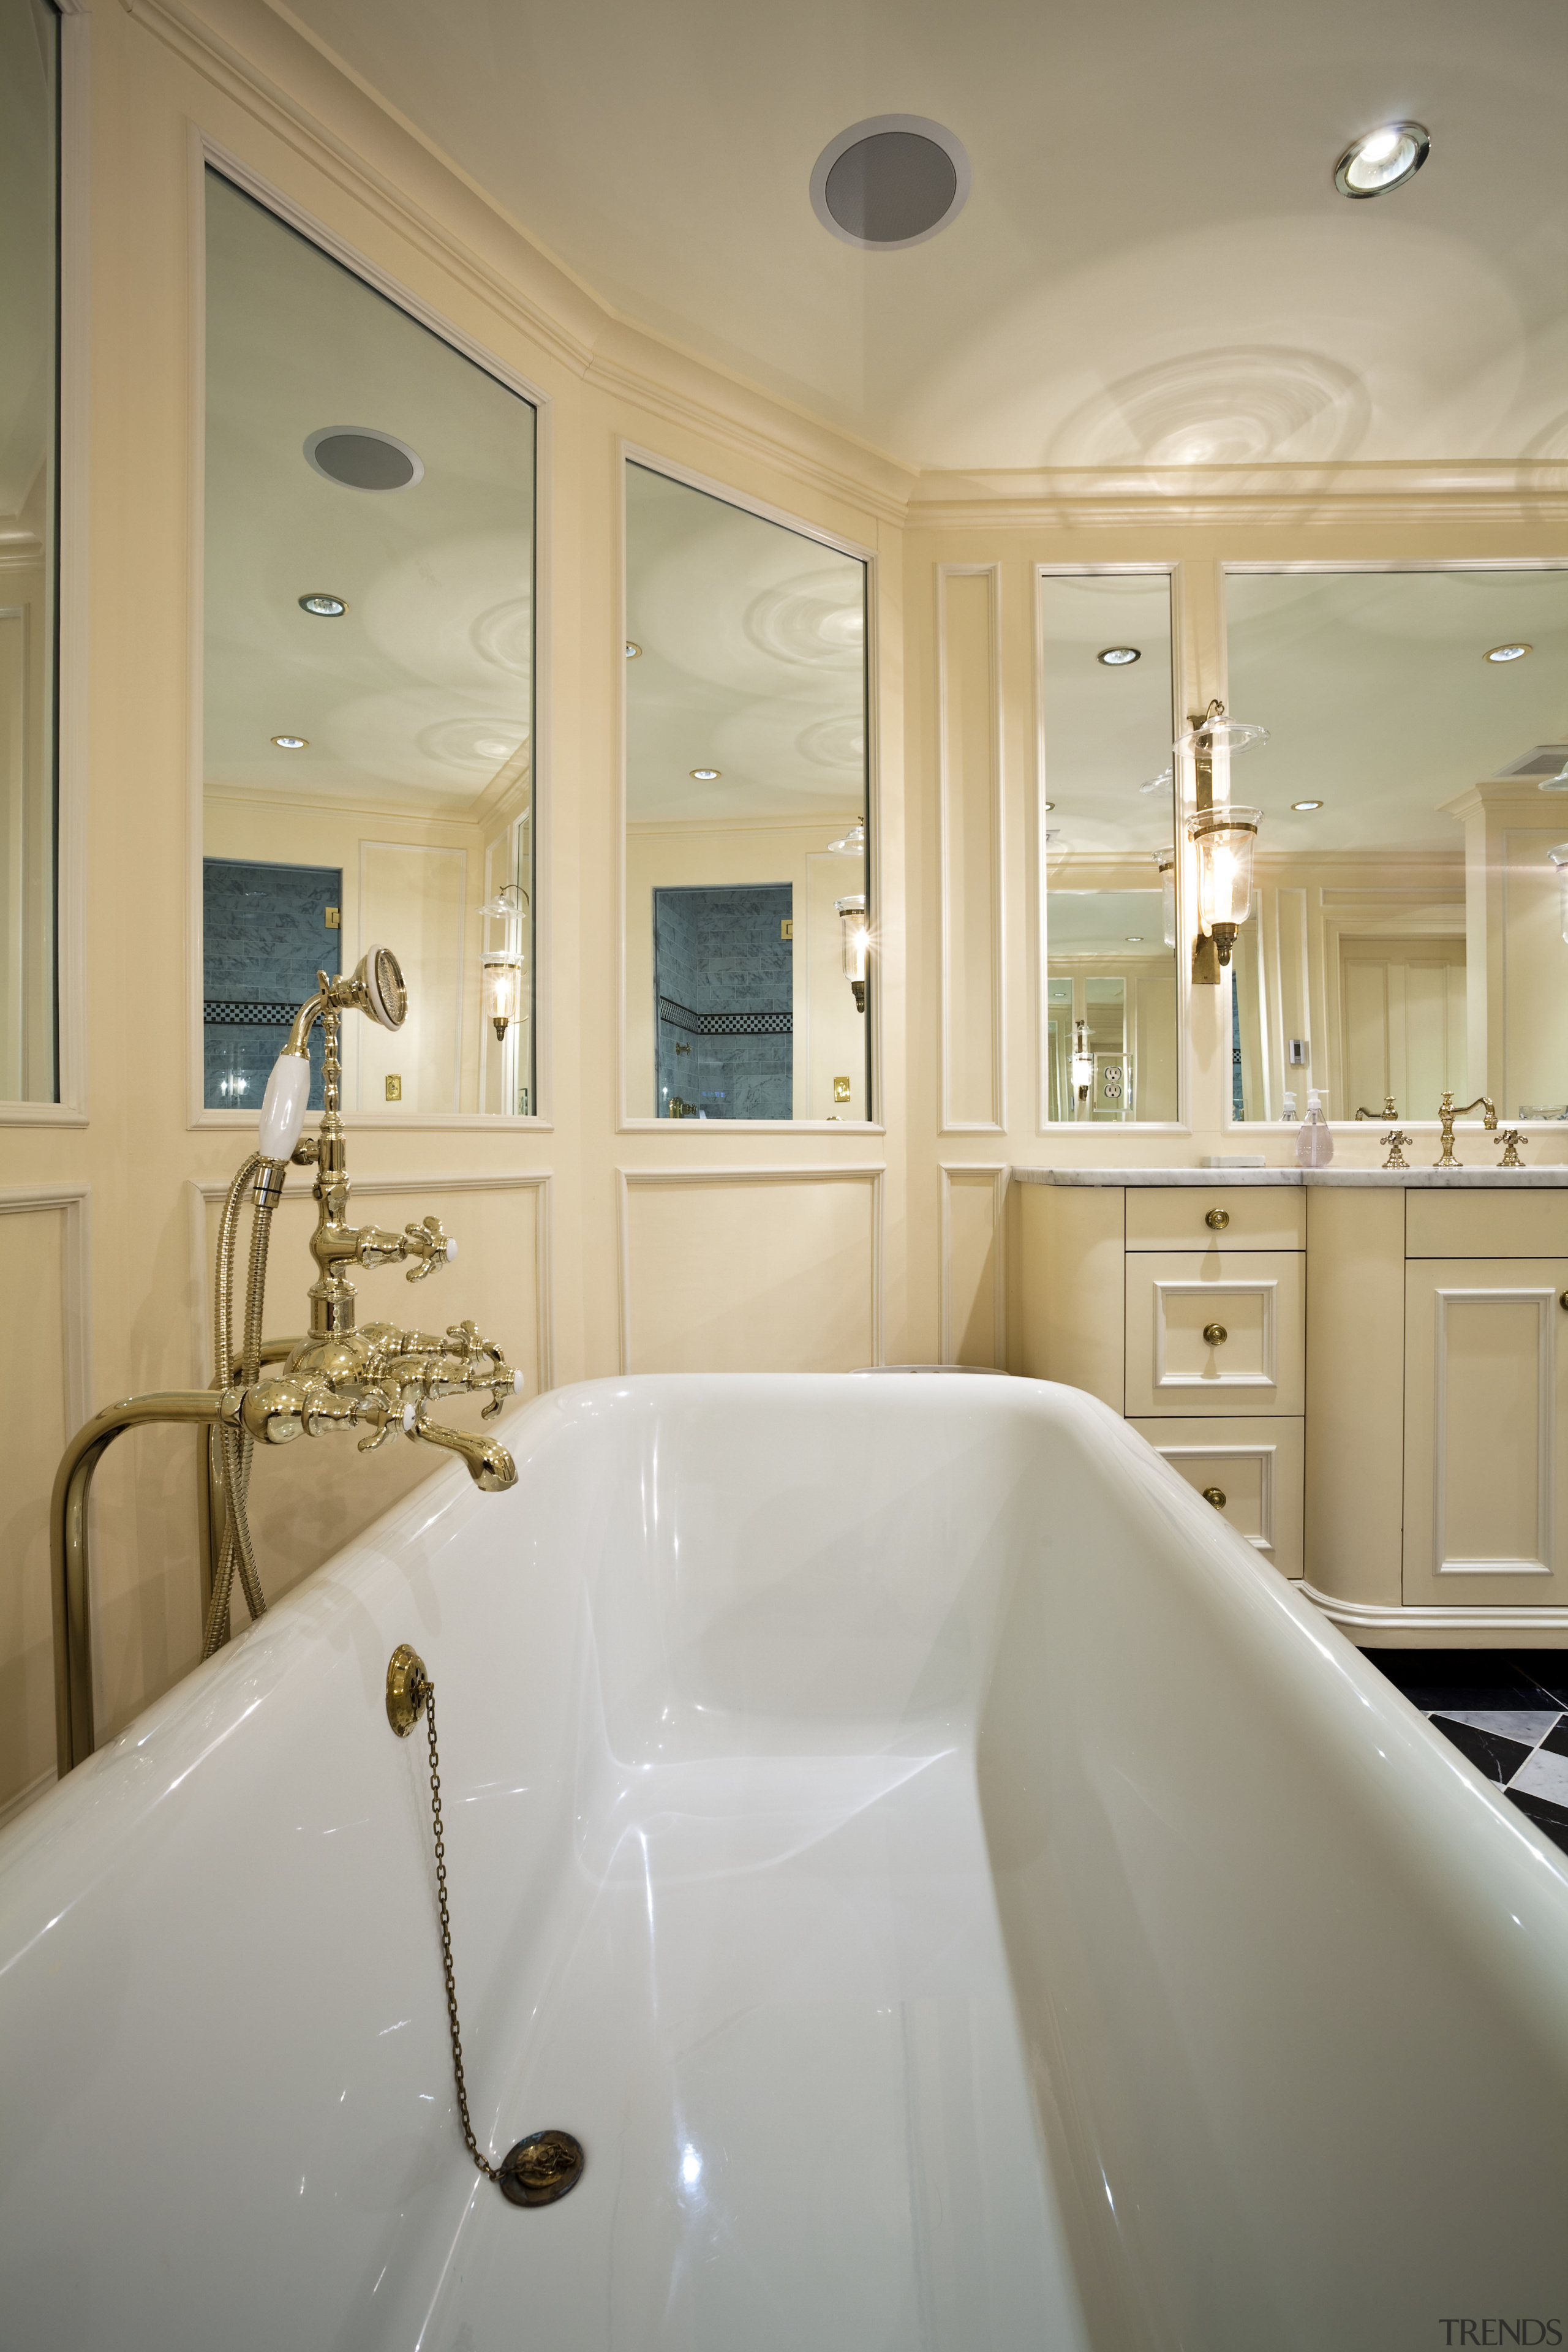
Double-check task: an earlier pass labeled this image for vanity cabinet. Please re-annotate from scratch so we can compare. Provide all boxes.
[1010,1172,1568,1637]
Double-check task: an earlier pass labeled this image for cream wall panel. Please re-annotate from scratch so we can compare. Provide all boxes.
[618,1168,881,1373]
[1403,1259,1568,1605]
[0,1191,89,1814]
[938,567,1002,1131]
[940,1166,1006,1368]
[1303,1186,1406,1609]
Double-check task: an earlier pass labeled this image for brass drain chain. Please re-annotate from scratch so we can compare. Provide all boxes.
[386,1642,585,2207]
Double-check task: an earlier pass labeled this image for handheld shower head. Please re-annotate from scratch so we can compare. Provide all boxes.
[350,944,407,1031]
[258,944,410,1158]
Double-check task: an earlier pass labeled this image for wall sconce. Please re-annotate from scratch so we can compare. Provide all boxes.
[1185,803,1261,970]
[1070,1019,1094,1106]
[1174,698,1268,984]
[482,952,524,1039]
[1548,845,1568,942]
[836,894,869,1012]
[1154,845,1177,948]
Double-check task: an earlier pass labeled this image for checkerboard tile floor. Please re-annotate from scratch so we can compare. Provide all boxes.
[1365,1650,1568,1858]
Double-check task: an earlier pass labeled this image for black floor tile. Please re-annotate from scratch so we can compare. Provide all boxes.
[1427,1715,1536,1786]
[1362,1649,1545,1716]
[1539,1716,1568,1759]
[1507,1654,1568,1712]
[1504,1786,1568,1860]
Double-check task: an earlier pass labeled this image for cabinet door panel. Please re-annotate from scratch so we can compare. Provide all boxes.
[1125,1252,1304,1417]
[1403,1257,1568,1605]
[1128,1415,1303,1576]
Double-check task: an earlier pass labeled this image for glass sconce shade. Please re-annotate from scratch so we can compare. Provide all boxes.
[483,951,524,1039]
[1069,1020,1094,1104]
[1549,845,1568,944]
[1155,846,1177,947]
[1174,706,1270,761]
[836,894,869,1012]
[1186,804,1261,963]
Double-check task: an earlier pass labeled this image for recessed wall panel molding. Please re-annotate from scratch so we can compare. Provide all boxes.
[938,566,1004,1131]
[939,1164,1008,1368]
[0,1187,91,1819]
[617,1166,884,1374]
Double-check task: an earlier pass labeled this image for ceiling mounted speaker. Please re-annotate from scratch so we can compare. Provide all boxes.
[810,116,970,251]
[303,425,424,491]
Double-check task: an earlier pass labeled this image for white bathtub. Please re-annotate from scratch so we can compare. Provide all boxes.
[2,1373,1567,2351]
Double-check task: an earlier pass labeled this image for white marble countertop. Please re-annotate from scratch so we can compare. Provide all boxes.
[1009,1165,1568,1188]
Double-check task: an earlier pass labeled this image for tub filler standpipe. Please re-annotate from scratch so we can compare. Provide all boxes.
[386,1644,586,2207]
[48,948,521,1775]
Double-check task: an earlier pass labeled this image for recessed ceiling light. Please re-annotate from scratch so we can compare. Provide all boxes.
[810,116,970,250]
[625,641,641,658]
[1292,799,1324,811]
[298,593,347,617]
[1098,646,1141,666]
[690,767,721,782]
[1485,643,1532,663]
[271,734,308,750]
[1333,122,1430,199]
[303,425,423,491]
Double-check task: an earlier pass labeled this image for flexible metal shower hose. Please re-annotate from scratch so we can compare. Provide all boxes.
[202,1153,274,1657]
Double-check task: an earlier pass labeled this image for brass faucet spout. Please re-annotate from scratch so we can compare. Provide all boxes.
[409,1409,516,1491]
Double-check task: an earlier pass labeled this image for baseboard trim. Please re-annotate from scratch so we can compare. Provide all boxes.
[1300,1581,1568,1637]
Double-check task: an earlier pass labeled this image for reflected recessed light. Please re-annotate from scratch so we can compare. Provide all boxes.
[1485,643,1532,663]
[1333,122,1430,198]
[271,734,308,750]
[690,767,721,781]
[298,593,347,617]
[1125,935,1144,943]
[1098,646,1141,666]
[1292,799,1324,811]
[625,641,641,658]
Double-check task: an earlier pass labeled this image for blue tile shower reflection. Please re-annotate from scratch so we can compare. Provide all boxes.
[203,857,341,1110]
[654,883,793,1119]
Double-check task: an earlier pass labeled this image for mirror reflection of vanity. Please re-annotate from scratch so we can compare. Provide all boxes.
[200,169,538,1124]
[1224,566,1568,1129]
[622,459,872,1126]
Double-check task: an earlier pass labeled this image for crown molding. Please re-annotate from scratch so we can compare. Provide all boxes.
[908,460,1568,532]
[121,0,918,527]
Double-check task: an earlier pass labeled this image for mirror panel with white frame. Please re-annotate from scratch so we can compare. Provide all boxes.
[1225,568,1568,1125]
[624,462,870,1123]
[0,0,59,1104]
[1041,572,1178,1123]
[202,171,537,1119]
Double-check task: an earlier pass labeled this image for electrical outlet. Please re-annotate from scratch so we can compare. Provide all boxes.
[385,1074,402,1101]
[1287,1038,1308,1066]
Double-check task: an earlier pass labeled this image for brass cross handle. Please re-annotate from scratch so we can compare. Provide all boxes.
[1202,1322,1228,1346]
[1381,1129,1412,1170]
[1497,1129,1528,1168]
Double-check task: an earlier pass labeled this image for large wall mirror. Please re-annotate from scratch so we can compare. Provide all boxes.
[0,0,59,1106]
[202,170,538,1122]
[1225,567,1568,1125]
[623,459,871,1125]
[1040,570,1180,1124]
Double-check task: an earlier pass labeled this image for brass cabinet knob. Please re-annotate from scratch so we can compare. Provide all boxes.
[1201,1486,1227,1509]
[1202,1322,1228,1346]
[1205,1207,1229,1230]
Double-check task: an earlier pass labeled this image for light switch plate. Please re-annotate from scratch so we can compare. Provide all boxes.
[385,1074,402,1101]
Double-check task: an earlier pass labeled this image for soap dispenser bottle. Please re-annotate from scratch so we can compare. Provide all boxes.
[1294,1088,1334,1167]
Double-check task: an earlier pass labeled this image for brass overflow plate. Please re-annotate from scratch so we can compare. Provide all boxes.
[385,1642,429,1736]
[499,2130,586,2207]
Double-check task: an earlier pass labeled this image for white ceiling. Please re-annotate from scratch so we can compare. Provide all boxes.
[285,0,1568,472]
[204,172,536,816]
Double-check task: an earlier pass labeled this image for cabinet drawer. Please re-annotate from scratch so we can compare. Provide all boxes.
[1125,1187,1304,1253]
[1406,1191,1568,1259]
[1125,1251,1305,1417]
[1129,1415,1303,1577]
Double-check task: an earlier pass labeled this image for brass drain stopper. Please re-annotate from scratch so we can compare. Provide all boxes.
[499,2129,586,2207]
